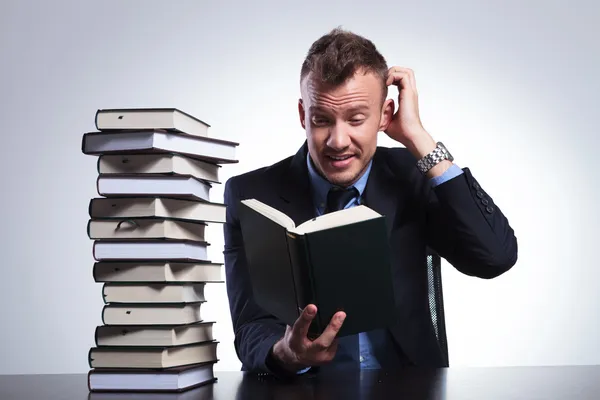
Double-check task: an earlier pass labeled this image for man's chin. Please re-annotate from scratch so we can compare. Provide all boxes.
[322,169,361,188]
[315,156,366,187]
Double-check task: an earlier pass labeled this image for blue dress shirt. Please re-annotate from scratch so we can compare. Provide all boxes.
[301,151,463,371]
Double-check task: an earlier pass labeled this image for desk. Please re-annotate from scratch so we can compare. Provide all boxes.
[0,366,598,399]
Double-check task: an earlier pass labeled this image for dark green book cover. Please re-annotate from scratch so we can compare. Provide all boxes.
[238,199,397,338]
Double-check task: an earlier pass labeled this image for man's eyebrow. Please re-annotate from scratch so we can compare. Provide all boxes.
[309,104,370,113]
[345,104,370,113]
[309,105,333,113]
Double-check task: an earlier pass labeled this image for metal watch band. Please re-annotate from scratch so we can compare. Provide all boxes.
[416,142,454,173]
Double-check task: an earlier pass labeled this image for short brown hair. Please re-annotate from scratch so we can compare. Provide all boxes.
[300,27,389,101]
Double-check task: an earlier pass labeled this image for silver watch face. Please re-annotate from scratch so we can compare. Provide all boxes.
[416,142,453,173]
[438,142,454,161]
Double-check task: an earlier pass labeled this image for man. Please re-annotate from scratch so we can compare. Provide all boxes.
[223,28,518,377]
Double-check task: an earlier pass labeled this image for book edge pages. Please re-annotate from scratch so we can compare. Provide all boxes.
[95,108,211,128]
[240,199,295,230]
[293,205,382,234]
[83,129,239,147]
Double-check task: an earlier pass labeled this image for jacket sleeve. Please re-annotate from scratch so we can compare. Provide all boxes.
[425,167,518,279]
[222,176,289,374]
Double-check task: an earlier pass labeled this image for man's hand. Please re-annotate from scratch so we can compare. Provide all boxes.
[384,66,428,145]
[270,304,346,373]
[384,66,452,177]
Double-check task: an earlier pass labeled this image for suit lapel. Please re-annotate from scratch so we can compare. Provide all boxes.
[276,141,317,226]
[362,151,403,239]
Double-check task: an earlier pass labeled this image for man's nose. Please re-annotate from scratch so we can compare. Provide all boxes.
[326,123,350,150]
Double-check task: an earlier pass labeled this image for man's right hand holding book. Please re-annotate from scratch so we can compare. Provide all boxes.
[266,304,347,374]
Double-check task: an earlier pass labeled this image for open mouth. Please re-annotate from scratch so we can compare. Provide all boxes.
[326,154,355,168]
[328,155,353,161]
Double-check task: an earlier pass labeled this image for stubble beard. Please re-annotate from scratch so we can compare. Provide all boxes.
[317,156,370,188]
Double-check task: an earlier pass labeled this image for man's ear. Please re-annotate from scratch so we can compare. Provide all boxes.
[298,98,306,129]
[379,98,395,132]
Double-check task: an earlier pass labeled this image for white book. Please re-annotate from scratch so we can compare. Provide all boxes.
[102,283,206,303]
[97,175,211,202]
[95,108,210,137]
[82,129,238,164]
[87,218,207,241]
[88,197,226,224]
[95,321,214,346]
[97,153,220,183]
[93,240,209,261]
[101,303,204,326]
[87,360,216,392]
[88,341,218,369]
[93,261,224,283]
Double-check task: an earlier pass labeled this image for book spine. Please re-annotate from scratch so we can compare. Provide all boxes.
[94,109,100,130]
[95,175,102,197]
[92,241,98,261]
[101,283,108,304]
[88,347,94,368]
[92,262,101,282]
[94,325,99,346]
[88,198,94,218]
[286,233,321,335]
[81,133,87,154]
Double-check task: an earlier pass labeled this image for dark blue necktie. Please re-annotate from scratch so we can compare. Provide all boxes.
[325,186,359,214]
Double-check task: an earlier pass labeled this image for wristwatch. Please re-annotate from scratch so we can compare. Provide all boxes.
[416,142,454,173]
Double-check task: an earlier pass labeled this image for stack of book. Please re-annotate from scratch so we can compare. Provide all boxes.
[81,108,238,393]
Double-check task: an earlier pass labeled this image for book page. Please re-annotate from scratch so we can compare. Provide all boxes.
[291,205,381,234]
[240,199,295,229]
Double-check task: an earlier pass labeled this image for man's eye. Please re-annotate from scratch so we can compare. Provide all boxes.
[312,117,328,124]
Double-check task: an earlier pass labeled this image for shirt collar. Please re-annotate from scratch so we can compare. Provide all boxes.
[306,152,372,210]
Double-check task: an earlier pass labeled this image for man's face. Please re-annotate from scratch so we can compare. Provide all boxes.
[299,69,393,187]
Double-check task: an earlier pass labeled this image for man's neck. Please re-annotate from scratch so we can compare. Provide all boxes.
[306,151,373,207]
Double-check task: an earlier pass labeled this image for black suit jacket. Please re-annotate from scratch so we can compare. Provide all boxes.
[223,141,518,374]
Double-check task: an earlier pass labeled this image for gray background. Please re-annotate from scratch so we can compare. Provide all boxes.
[0,0,598,374]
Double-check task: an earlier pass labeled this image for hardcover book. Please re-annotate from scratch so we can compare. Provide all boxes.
[238,199,397,337]
[95,108,210,138]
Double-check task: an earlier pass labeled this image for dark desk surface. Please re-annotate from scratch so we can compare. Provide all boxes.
[1,366,599,399]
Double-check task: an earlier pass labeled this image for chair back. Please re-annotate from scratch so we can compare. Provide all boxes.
[426,248,449,366]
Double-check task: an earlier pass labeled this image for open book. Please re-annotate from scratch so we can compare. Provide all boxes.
[238,199,397,337]
[241,199,382,234]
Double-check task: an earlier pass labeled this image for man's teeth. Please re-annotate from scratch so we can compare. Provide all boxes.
[330,155,351,160]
